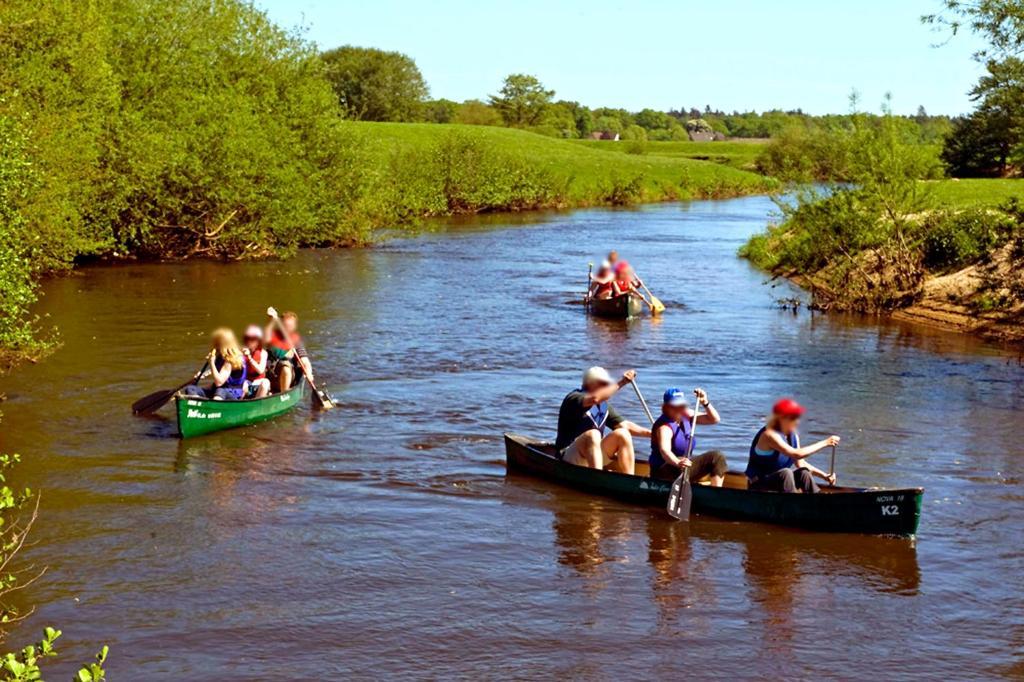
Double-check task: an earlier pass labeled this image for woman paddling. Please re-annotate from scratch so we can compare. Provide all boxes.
[746,399,839,493]
[649,387,727,484]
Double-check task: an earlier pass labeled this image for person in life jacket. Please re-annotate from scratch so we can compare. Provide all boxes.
[204,328,247,401]
[555,366,652,474]
[588,260,616,300]
[745,398,840,494]
[241,324,271,399]
[265,309,313,392]
[612,261,640,297]
[649,387,727,484]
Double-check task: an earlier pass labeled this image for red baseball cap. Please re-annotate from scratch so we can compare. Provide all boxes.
[772,398,805,418]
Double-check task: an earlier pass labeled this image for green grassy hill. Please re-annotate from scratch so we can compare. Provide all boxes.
[571,138,769,172]
[929,178,1023,207]
[344,123,777,206]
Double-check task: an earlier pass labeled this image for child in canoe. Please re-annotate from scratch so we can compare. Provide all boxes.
[242,324,271,398]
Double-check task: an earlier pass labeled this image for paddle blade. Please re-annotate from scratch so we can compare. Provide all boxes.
[132,388,176,415]
[650,295,666,314]
[666,475,692,521]
[311,388,336,411]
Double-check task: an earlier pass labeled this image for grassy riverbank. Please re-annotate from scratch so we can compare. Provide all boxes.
[347,123,777,210]
[742,177,1024,343]
[570,139,769,172]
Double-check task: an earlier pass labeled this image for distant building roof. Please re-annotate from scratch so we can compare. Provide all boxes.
[590,131,620,141]
[688,130,716,142]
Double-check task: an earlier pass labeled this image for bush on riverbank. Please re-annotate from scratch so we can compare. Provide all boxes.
[742,195,1024,312]
[741,106,1024,313]
[755,106,945,183]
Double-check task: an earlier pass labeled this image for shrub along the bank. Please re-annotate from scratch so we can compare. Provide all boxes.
[740,109,1022,313]
[742,194,1024,312]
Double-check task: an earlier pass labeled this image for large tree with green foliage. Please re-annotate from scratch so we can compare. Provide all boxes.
[321,46,428,122]
[489,74,554,127]
[929,0,1024,174]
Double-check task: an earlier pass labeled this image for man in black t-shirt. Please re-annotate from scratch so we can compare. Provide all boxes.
[555,366,651,474]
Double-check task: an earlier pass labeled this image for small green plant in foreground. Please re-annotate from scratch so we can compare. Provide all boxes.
[0,455,107,681]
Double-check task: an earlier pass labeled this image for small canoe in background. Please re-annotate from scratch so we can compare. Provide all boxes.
[588,293,645,319]
[175,378,307,438]
[504,433,923,536]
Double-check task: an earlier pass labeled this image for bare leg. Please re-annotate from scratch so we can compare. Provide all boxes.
[280,364,295,391]
[709,474,724,487]
[565,430,603,470]
[601,427,635,475]
[255,378,270,398]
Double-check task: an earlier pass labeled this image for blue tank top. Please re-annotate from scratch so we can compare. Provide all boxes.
[745,427,797,480]
[215,357,248,388]
[649,414,694,472]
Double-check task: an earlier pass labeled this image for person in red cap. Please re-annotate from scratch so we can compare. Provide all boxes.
[241,324,270,398]
[744,398,840,494]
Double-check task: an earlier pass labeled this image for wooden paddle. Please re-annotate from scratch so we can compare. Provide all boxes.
[267,307,336,410]
[829,444,837,486]
[666,390,701,521]
[585,262,593,307]
[132,364,208,415]
[634,274,665,314]
[631,379,691,519]
[631,379,655,425]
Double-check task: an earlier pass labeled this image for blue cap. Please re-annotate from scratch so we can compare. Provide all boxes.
[663,387,688,407]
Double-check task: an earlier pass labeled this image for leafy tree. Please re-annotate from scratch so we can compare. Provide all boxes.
[321,46,428,121]
[539,102,579,138]
[620,124,648,141]
[423,99,458,124]
[554,100,592,138]
[0,113,51,367]
[453,100,503,126]
[489,74,553,127]
[923,0,1024,59]
[634,108,672,131]
[940,54,1024,175]
[942,108,1017,175]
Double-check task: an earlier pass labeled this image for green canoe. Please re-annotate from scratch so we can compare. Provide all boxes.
[504,433,923,536]
[175,379,307,438]
[588,293,645,319]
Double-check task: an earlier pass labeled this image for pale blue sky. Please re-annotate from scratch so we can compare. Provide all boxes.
[257,0,986,115]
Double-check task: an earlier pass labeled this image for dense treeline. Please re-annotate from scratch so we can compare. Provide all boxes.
[754,98,947,182]
[0,0,367,360]
[332,54,955,145]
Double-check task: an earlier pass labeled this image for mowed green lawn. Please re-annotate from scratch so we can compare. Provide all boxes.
[572,138,770,172]
[345,122,777,200]
[927,178,1023,207]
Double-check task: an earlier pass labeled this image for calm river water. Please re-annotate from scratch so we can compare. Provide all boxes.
[1,196,1022,679]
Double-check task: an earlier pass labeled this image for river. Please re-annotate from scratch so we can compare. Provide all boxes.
[0,196,1022,679]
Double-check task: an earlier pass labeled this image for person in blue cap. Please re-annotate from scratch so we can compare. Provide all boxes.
[649,387,727,484]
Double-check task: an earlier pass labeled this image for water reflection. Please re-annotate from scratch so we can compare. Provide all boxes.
[533,478,920,613]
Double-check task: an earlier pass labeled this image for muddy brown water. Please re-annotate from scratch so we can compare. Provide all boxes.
[1,197,1023,678]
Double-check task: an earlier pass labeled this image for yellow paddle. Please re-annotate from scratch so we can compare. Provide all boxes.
[634,274,665,314]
